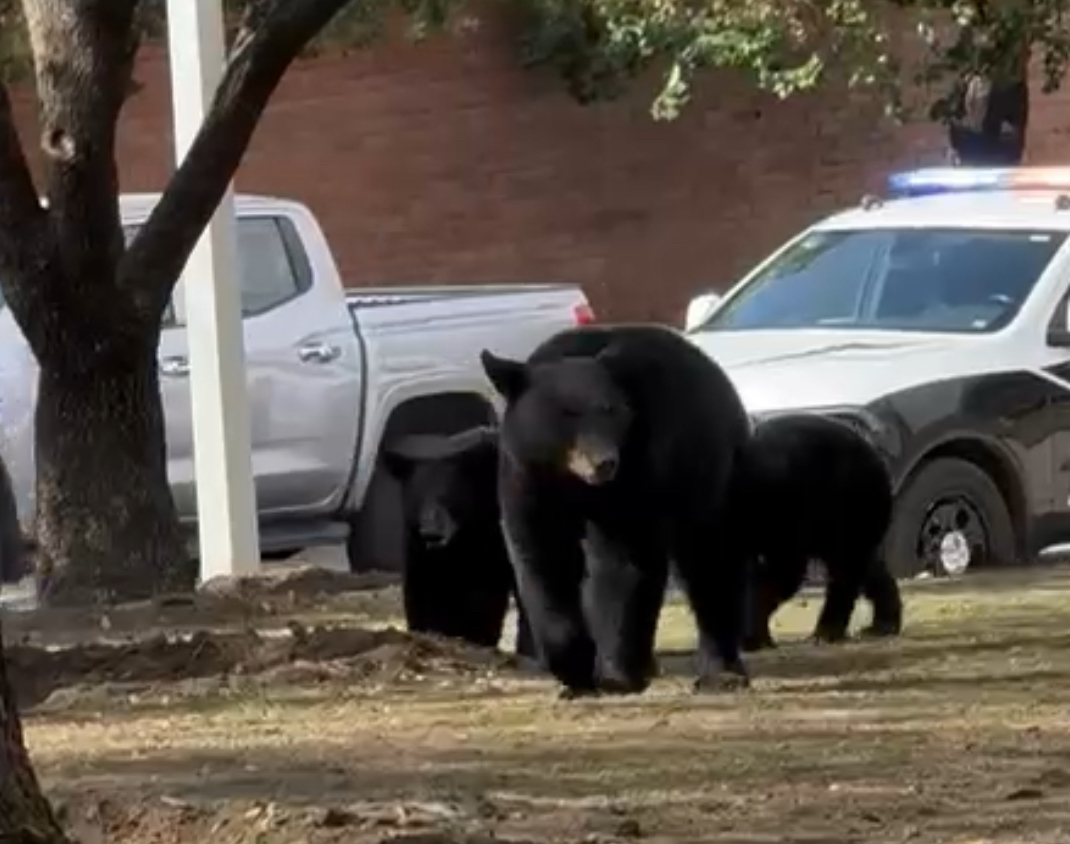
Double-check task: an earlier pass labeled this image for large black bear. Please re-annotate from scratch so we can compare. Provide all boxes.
[480,324,752,697]
[737,413,903,651]
[383,426,535,656]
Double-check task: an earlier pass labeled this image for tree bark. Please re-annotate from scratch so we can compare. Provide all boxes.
[0,627,69,844]
[0,0,363,606]
[948,75,1029,166]
[121,0,365,297]
[9,2,193,605]
[33,338,190,605]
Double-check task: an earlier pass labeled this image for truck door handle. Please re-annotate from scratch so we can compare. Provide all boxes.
[297,342,341,364]
[160,356,190,377]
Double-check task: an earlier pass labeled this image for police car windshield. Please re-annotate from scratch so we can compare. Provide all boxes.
[703,227,1067,334]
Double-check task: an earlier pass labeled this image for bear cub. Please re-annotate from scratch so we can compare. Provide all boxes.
[383,426,534,656]
[737,412,903,651]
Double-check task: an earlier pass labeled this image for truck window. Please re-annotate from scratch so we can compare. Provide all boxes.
[123,214,314,325]
[238,216,313,316]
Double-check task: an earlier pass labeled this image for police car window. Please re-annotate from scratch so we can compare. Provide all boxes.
[704,227,1066,334]
[704,230,885,330]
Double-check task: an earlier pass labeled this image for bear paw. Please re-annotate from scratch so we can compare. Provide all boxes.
[597,674,650,697]
[809,626,850,645]
[859,621,902,639]
[741,633,777,653]
[557,684,601,701]
[692,669,750,694]
[595,659,653,696]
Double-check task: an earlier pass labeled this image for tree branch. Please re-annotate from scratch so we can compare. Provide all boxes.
[0,82,44,265]
[22,0,140,336]
[0,80,51,355]
[120,0,356,306]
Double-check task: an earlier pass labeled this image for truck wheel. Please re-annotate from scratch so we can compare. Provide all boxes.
[884,457,1016,579]
[261,550,298,562]
[346,464,406,574]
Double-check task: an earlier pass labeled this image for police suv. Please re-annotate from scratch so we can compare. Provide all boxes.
[685,166,1070,579]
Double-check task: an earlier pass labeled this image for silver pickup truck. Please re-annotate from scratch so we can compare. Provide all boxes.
[0,193,593,574]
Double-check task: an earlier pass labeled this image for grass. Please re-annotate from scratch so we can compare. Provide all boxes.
[23,564,1070,844]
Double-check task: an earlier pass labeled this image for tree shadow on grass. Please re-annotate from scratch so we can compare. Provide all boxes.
[37,725,1070,844]
[37,726,936,806]
[655,625,1070,687]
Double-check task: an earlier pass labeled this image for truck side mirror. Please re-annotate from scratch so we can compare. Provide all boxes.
[684,292,722,332]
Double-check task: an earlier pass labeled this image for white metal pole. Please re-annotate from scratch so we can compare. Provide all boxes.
[165,0,260,579]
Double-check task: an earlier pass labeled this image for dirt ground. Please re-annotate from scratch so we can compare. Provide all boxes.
[9,563,1070,844]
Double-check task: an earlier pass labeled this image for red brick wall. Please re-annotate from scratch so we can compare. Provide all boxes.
[9,16,1070,323]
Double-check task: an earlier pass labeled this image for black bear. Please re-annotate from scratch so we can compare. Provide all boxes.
[736,413,903,651]
[383,426,535,656]
[480,323,753,697]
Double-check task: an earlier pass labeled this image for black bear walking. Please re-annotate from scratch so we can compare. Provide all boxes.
[736,413,903,651]
[481,324,752,697]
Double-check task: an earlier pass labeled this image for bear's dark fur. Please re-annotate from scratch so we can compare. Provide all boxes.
[481,324,752,697]
[736,413,903,651]
[383,427,534,655]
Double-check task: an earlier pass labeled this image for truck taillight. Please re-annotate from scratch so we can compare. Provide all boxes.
[573,302,595,325]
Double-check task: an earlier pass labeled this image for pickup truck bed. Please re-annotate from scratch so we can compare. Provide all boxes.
[336,281,594,572]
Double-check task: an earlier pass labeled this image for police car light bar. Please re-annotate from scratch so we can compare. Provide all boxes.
[887,166,1070,198]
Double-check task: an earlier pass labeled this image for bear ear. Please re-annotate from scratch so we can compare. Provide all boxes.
[385,428,498,468]
[381,446,415,481]
[480,350,529,401]
[464,425,500,451]
[594,343,639,383]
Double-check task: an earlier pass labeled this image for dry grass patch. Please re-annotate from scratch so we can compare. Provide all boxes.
[13,564,1070,843]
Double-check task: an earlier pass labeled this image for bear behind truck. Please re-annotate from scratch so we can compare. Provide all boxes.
[383,426,533,655]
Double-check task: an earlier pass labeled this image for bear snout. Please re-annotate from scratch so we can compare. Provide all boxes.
[566,438,620,485]
[418,506,458,547]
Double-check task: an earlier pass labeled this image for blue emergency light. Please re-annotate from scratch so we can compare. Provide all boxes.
[887,166,1070,198]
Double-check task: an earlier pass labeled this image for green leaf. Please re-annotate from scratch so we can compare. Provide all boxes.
[3,0,1068,126]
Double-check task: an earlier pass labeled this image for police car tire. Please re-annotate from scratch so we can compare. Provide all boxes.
[885,457,1016,580]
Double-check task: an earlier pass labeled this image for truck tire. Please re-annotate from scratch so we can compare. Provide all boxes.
[346,463,406,574]
[884,457,1016,579]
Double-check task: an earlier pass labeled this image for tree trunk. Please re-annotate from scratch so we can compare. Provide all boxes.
[0,623,70,844]
[33,335,191,606]
[0,0,363,606]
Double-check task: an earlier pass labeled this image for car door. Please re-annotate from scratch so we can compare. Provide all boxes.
[156,249,280,522]
[230,213,361,515]
[157,299,200,520]
[157,213,362,521]
[1038,283,1070,524]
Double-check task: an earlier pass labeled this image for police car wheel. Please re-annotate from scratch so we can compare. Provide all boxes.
[885,457,1016,580]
